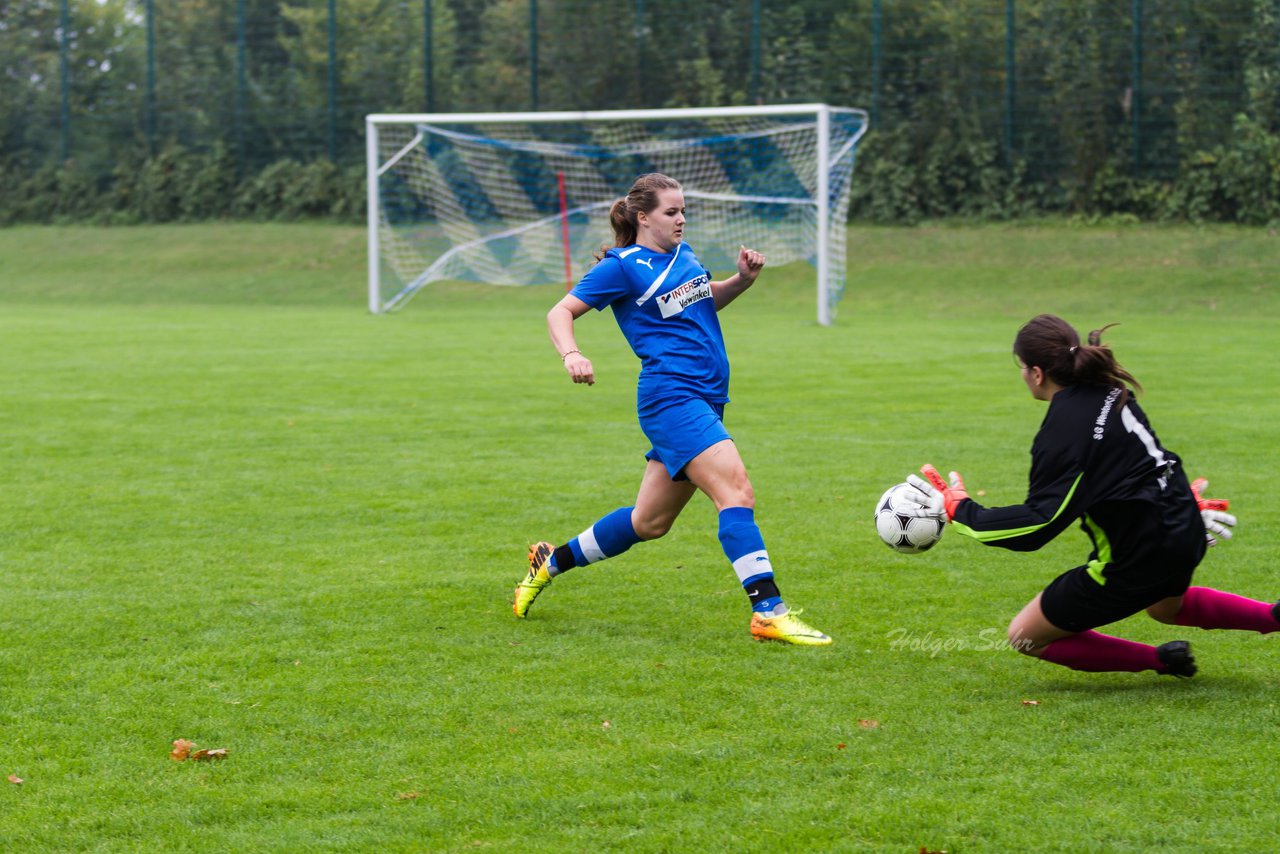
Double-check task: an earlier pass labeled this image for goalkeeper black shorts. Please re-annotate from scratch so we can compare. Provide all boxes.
[1039,550,1201,634]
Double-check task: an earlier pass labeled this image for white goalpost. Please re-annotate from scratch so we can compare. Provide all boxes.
[366,104,868,324]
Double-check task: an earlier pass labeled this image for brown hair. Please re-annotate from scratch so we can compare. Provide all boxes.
[594,172,682,260]
[1013,314,1142,403]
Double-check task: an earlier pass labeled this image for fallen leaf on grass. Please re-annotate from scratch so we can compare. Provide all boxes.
[7,775,22,785]
[601,720,612,730]
[836,743,847,750]
[191,748,229,761]
[170,739,196,761]
[171,740,229,762]
[858,719,879,729]
[397,791,421,801]
[1021,699,1041,706]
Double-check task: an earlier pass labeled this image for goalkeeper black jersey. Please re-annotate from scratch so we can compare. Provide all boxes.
[951,384,1204,577]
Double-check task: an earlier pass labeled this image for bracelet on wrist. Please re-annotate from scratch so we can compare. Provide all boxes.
[561,349,581,362]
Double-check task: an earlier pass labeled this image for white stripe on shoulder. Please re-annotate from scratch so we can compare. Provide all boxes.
[617,245,643,258]
[634,243,682,307]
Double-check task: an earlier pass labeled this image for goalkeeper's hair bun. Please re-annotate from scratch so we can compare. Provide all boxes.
[1014,314,1142,399]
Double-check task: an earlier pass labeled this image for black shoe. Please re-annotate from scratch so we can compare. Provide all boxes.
[1156,640,1197,678]
[1272,599,1280,626]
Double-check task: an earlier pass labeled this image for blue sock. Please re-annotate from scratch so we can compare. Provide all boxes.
[548,507,642,577]
[717,506,784,614]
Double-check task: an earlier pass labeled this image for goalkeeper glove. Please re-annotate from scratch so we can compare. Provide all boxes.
[905,464,969,521]
[1191,477,1237,547]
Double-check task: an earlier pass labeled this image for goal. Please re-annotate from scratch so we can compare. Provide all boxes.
[365,104,868,324]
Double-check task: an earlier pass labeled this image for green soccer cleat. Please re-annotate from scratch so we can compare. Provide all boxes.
[750,608,833,646]
[513,541,554,618]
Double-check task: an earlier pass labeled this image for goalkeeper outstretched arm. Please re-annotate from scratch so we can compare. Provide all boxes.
[950,477,1085,552]
[911,464,1087,553]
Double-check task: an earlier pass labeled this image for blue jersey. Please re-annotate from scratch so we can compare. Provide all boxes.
[571,242,729,408]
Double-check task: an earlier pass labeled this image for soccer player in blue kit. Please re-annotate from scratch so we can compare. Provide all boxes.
[512,172,831,645]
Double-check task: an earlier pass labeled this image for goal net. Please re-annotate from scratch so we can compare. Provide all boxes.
[365,105,868,324]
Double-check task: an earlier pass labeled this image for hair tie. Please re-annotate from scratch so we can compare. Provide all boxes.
[1069,345,1079,354]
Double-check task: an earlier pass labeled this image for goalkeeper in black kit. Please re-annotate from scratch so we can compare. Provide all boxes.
[906,313,1278,677]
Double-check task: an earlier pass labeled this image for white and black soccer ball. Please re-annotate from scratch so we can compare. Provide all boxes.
[874,482,945,554]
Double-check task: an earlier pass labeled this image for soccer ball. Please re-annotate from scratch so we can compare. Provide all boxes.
[874,482,945,554]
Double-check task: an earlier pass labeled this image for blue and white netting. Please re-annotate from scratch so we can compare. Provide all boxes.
[372,109,866,315]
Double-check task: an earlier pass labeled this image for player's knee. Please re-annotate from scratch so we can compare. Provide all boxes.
[727,478,755,509]
[1007,623,1041,657]
[633,515,674,541]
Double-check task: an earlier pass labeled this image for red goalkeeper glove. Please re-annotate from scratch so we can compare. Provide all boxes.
[1191,477,1237,547]
[906,464,970,521]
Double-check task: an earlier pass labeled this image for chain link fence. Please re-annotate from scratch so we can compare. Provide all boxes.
[3,0,1278,221]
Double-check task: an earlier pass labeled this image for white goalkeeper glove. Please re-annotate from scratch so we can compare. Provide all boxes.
[1191,477,1237,547]
[903,465,968,521]
[901,475,945,518]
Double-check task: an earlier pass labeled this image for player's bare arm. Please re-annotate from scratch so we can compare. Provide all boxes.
[547,294,595,385]
[712,246,766,310]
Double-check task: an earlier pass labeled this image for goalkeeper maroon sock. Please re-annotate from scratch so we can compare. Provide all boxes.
[1173,586,1280,633]
[1039,631,1163,673]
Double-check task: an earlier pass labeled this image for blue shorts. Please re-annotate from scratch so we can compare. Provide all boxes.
[639,397,731,481]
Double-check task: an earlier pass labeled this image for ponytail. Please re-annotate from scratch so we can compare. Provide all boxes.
[605,199,637,254]
[1014,314,1142,403]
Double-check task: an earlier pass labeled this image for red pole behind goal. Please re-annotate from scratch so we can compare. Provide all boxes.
[557,171,572,291]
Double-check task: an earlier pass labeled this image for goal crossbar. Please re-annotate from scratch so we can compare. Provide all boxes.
[366,104,867,124]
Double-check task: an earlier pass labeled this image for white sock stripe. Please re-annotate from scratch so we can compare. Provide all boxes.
[731,550,772,583]
[578,527,607,563]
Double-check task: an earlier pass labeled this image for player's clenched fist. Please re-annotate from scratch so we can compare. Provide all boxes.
[737,245,766,280]
[563,351,594,385]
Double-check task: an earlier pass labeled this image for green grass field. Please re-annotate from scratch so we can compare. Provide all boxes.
[2,223,1278,852]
